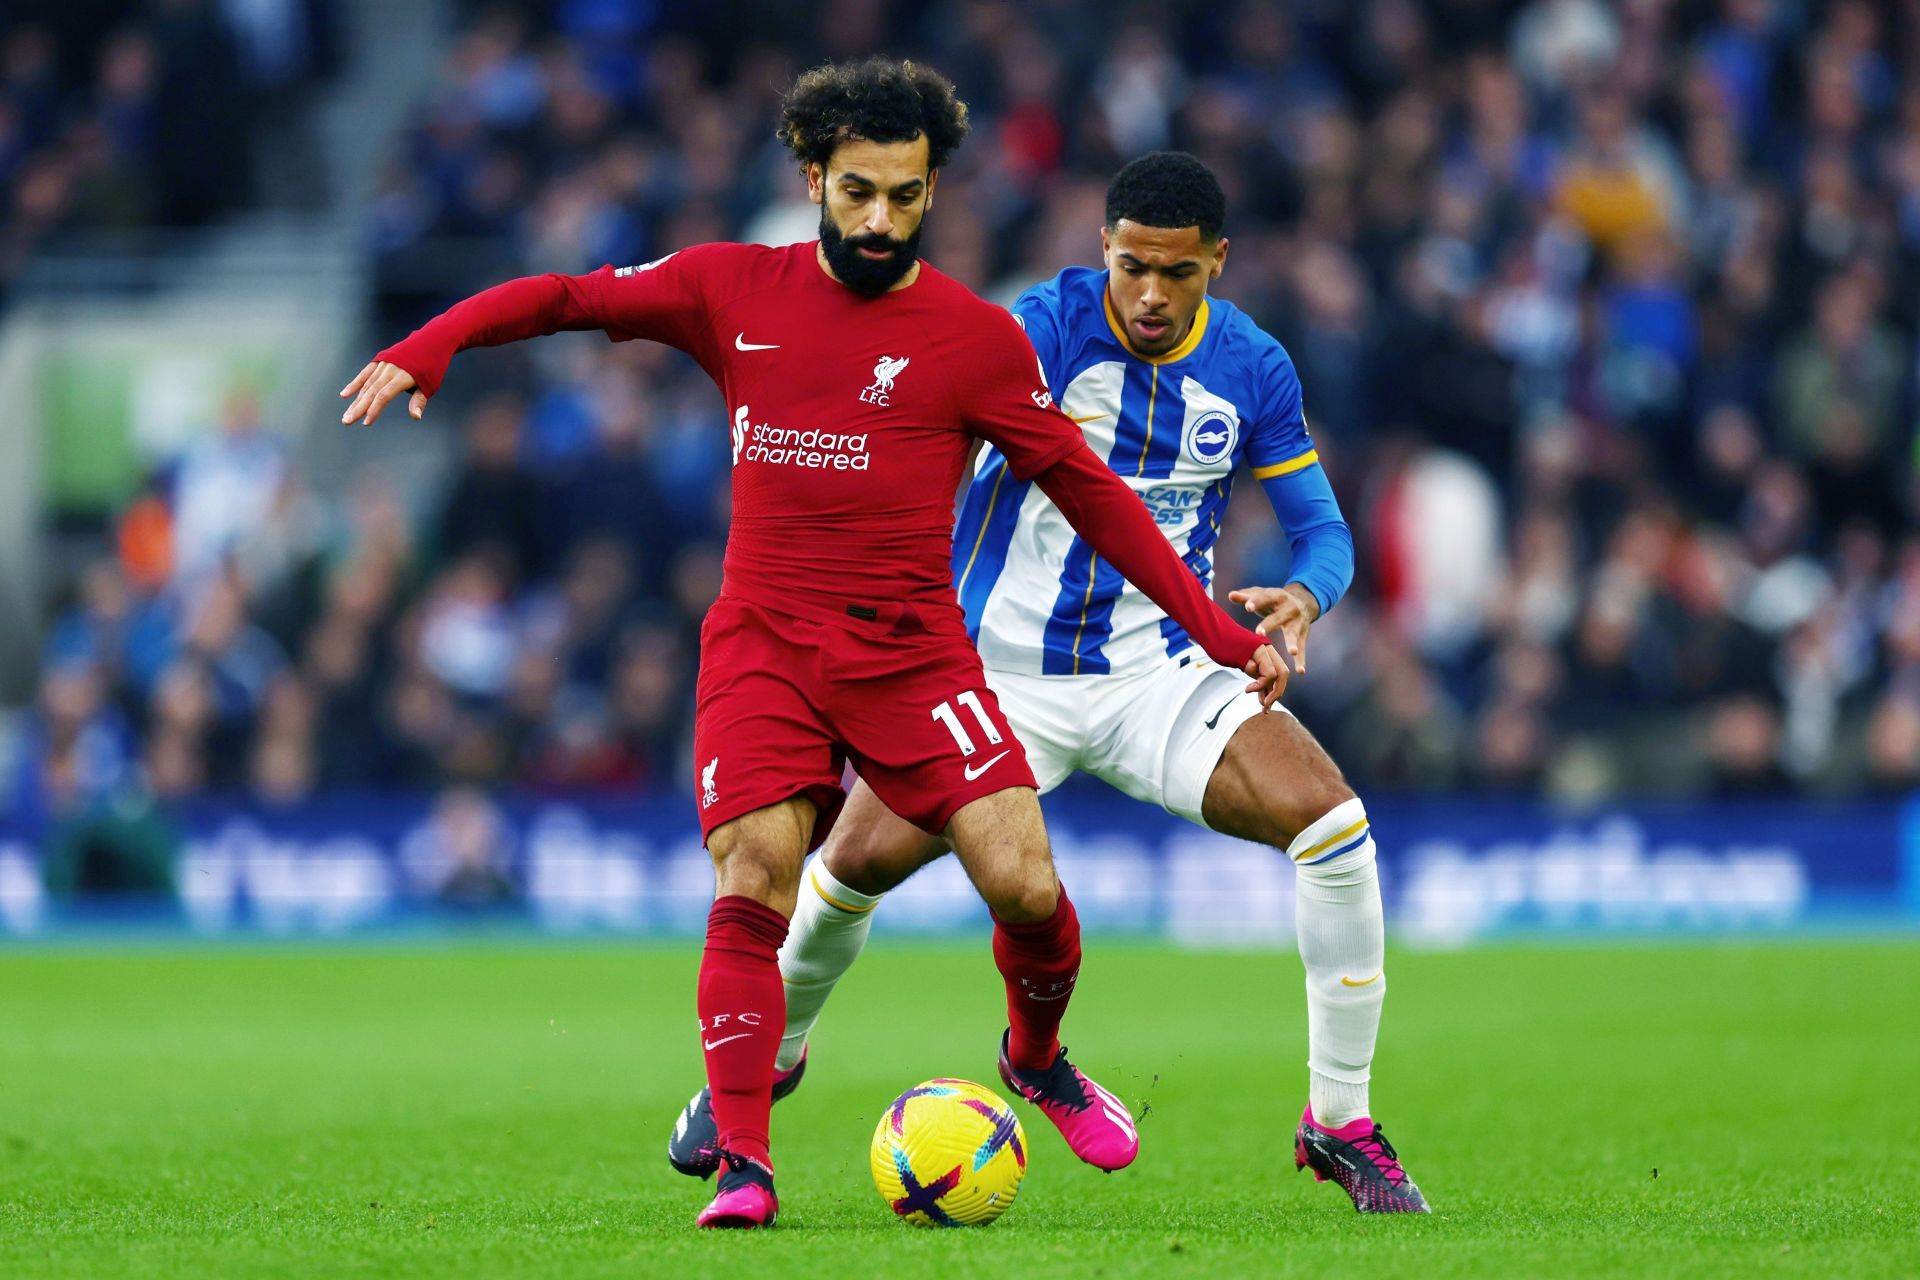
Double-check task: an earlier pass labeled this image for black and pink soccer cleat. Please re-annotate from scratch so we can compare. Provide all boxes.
[695,1150,778,1229]
[996,1030,1139,1172]
[1294,1105,1431,1213]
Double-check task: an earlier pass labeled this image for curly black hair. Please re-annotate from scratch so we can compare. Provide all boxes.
[778,57,971,173]
[1105,152,1227,241]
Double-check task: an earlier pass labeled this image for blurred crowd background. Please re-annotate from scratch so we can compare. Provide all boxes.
[6,0,1920,851]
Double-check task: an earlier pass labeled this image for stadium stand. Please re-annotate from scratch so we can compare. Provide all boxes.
[3,0,1918,849]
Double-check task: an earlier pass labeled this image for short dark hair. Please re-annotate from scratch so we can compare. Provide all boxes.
[1105,152,1227,241]
[778,57,971,174]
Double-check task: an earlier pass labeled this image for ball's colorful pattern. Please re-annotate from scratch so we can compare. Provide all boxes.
[870,1078,1027,1226]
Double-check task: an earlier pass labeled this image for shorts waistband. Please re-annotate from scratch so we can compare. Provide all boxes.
[718,584,966,639]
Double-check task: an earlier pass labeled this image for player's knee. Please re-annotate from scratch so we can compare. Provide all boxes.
[822,832,913,899]
[982,867,1058,924]
[1285,794,1374,880]
[1269,778,1359,853]
[710,841,802,908]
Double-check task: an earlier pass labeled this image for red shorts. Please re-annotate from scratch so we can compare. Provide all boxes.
[692,593,1037,848]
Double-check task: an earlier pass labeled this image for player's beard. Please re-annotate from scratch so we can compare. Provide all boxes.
[819,208,923,296]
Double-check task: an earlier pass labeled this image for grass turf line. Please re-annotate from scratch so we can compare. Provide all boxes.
[0,939,1914,1278]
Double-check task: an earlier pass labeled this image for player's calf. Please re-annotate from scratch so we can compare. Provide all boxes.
[1286,797,1385,1127]
[1202,716,1388,1131]
[694,800,810,1199]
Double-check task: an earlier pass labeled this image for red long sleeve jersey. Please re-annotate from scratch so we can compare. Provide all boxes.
[377,241,1262,669]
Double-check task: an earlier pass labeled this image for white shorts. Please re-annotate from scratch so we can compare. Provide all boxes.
[983,653,1284,828]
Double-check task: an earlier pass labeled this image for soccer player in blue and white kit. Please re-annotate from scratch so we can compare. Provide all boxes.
[669,152,1428,1213]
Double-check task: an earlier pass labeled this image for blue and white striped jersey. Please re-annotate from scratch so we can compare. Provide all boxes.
[953,266,1328,677]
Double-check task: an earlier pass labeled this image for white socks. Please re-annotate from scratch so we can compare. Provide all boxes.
[776,805,1386,1131]
[774,853,881,1072]
[1287,797,1385,1129]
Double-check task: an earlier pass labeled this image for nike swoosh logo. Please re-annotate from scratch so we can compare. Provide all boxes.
[703,1033,752,1050]
[734,333,779,351]
[1203,694,1240,731]
[1340,972,1382,987]
[963,749,1011,781]
[1025,990,1070,1002]
[1068,412,1106,425]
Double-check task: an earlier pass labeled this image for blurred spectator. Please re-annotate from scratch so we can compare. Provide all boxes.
[402,786,518,913]
[8,661,134,828]
[170,386,290,590]
[1703,692,1791,796]
[1772,272,1906,535]
[417,553,518,700]
[1864,694,1920,794]
[1552,89,1682,261]
[39,787,178,905]
[250,674,318,805]
[436,395,544,581]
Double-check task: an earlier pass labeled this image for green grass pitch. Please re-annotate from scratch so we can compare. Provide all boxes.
[1,938,1915,1278]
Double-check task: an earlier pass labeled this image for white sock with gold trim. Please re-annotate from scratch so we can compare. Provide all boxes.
[1287,797,1384,1128]
[774,854,882,1072]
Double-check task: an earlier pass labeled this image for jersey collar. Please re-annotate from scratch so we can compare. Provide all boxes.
[1103,289,1210,365]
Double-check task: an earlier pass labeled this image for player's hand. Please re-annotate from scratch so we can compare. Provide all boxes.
[340,361,427,426]
[1242,643,1287,708]
[1229,583,1319,679]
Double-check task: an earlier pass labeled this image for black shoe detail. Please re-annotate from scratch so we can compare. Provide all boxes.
[996,1029,1092,1112]
[716,1148,775,1196]
[667,1051,808,1179]
[1294,1117,1431,1214]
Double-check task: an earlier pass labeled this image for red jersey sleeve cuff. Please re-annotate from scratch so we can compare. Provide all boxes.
[373,340,446,398]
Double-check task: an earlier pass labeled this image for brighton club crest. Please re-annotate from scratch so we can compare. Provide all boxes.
[1183,409,1239,466]
[860,356,909,406]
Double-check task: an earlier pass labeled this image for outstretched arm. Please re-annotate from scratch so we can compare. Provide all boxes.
[342,249,714,425]
[341,273,605,425]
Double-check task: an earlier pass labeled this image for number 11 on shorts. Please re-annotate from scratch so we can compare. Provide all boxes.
[931,691,1002,757]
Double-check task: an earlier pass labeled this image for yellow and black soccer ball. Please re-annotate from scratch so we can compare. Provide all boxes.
[870,1078,1027,1227]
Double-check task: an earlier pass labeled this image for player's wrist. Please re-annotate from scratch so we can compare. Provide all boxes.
[373,341,444,399]
[1283,581,1322,623]
[1207,623,1263,671]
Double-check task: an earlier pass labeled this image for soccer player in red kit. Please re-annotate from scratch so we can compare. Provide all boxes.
[341,58,1284,1229]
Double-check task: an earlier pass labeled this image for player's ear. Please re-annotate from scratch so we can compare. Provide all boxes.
[806,162,825,205]
[1211,236,1229,280]
[924,167,939,209]
[1100,225,1112,261]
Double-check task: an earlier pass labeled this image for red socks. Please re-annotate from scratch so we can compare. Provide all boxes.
[992,888,1082,1072]
[699,888,1080,1162]
[697,895,790,1169]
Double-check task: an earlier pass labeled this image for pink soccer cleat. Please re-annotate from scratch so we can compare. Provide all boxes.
[694,1152,779,1229]
[1294,1105,1430,1213]
[996,1030,1139,1172]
